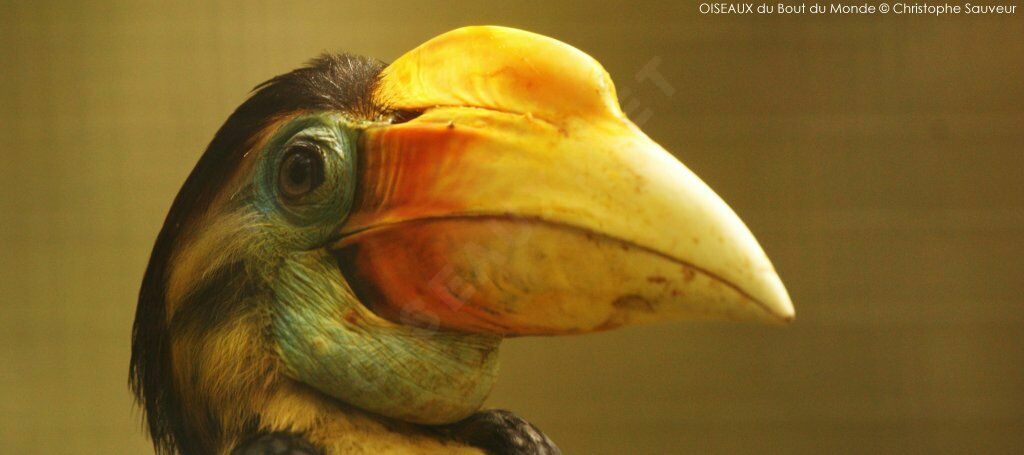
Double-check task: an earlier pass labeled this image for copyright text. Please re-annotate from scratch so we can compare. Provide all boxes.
[698,3,1019,15]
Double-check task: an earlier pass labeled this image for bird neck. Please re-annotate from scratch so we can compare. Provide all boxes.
[269,251,503,424]
[257,380,487,454]
[169,300,487,454]
[167,254,501,454]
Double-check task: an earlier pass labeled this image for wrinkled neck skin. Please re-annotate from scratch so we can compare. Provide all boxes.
[271,251,502,425]
[169,251,500,454]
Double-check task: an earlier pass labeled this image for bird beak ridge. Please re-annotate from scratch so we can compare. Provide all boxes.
[331,26,793,335]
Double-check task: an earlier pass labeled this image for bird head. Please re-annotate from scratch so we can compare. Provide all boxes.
[131,26,793,453]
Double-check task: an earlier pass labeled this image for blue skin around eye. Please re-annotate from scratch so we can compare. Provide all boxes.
[253,113,358,245]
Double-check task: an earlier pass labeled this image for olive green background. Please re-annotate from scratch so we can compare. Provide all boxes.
[2,1,1022,453]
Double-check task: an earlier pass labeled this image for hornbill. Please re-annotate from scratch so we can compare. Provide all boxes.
[130,26,794,454]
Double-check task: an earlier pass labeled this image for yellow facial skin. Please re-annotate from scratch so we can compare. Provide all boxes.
[335,26,793,336]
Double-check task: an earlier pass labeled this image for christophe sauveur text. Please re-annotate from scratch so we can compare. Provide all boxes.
[699,3,1019,15]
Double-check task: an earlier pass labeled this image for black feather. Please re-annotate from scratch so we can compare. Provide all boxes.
[232,433,322,455]
[441,410,562,455]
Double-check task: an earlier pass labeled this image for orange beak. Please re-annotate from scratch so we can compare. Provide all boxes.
[332,26,794,335]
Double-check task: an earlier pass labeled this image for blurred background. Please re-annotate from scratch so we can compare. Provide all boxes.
[2,1,1022,453]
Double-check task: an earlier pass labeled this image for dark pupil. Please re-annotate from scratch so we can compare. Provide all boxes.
[279,145,324,198]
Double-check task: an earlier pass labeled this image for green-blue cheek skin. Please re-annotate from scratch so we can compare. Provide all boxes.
[270,251,501,424]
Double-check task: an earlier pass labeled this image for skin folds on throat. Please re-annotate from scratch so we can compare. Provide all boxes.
[271,250,502,425]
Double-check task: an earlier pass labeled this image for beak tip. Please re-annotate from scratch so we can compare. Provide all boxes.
[765,292,795,325]
[750,273,795,324]
[775,308,796,324]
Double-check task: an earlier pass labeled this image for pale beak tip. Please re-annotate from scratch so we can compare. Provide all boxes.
[762,286,795,325]
[741,269,795,324]
[775,306,796,324]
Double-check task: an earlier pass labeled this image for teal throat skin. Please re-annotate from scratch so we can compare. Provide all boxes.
[272,251,501,424]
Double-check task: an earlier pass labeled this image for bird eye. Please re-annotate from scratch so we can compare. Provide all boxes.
[278,143,325,200]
